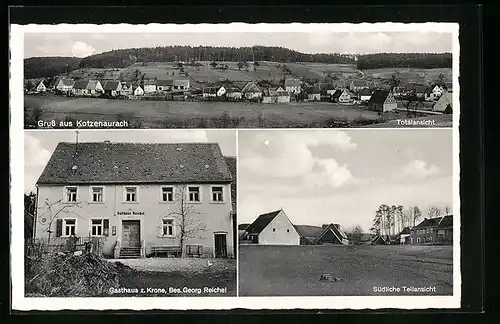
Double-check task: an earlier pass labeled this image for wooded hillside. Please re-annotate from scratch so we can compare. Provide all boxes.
[24,57,82,79]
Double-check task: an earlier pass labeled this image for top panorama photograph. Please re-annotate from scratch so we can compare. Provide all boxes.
[24,31,454,129]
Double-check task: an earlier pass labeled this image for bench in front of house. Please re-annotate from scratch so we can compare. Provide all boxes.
[150,245,182,258]
[186,244,203,258]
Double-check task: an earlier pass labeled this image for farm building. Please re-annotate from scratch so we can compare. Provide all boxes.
[33,141,235,259]
[315,224,349,245]
[410,215,453,245]
[433,90,453,114]
[225,87,243,100]
[284,78,301,94]
[157,80,174,92]
[391,87,407,98]
[243,209,300,245]
[331,89,354,104]
[349,80,369,93]
[368,90,397,112]
[238,224,250,240]
[72,80,103,97]
[133,85,144,96]
[305,87,321,101]
[414,86,427,99]
[396,227,412,244]
[102,80,123,97]
[143,79,157,93]
[55,78,75,93]
[217,86,227,97]
[241,82,262,100]
[359,88,372,101]
[120,82,133,95]
[294,225,323,245]
[203,87,218,98]
[262,88,291,103]
[36,80,46,93]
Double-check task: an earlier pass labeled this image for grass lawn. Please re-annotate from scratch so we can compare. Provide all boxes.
[238,245,453,296]
[108,258,236,297]
[24,94,439,129]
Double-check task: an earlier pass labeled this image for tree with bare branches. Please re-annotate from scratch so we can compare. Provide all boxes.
[427,205,442,219]
[36,198,84,245]
[167,186,207,257]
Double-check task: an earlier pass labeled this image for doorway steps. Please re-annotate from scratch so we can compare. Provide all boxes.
[119,247,141,259]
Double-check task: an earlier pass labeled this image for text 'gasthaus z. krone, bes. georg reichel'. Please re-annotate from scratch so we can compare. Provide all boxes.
[108,286,228,295]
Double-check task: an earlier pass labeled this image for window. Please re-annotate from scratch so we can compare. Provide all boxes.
[161,187,174,202]
[124,187,137,202]
[211,186,223,202]
[65,187,77,202]
[188,186,200,202]
[287,229,290,233]
[273,228,276,232]
[91,187,103,202]
[91,219,103,236]
[162,219,174,236]
[64,219,76,236]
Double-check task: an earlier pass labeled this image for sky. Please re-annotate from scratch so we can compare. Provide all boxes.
[24,32,452,58]
[24,130,236,193]
[238,129,454,232]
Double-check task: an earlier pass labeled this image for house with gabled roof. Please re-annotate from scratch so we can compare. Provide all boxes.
[284,78,301,94]
[72,79,103,96]
[241,81,262,100]
[368,90,397,112]
[349,79,369,93]
[410,215,453,245]
[433,90,452,114]
[36,80,47,93]
[315,223,349,245]
[359,88,372,101]
[55,78,75,93]
[262,88,290,103]
[203,87,218,98]
[34,142,235,259]
[305,86,321,101]
[331,89,354,104]
[243,209,300,245]
[102,80,123,97]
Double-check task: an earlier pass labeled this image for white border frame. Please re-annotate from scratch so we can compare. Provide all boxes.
[11,22,460,310]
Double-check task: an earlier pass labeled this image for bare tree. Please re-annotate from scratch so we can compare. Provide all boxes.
[37,198,84,245]
[397,205,404,233]
[413,206,422,227]
[167,186,207,257]
[443,205,452,215]
[427,205,442,219]
[350,225,364,245]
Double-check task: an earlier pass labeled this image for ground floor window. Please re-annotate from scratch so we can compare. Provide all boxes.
[91,219,103,236]
[64,219,76,236]
[162,219,174,236]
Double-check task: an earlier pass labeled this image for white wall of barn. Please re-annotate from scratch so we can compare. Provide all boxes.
[258,211,300,245]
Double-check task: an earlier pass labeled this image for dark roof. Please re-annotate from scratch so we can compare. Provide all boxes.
[316,223,348,244]
[73,80,89,89]
[37,142,233,185]
[241,82,261,93]
[157,79,174,86]
[368,89,390,104]
[415,86,427,93]
[437,215,453,228]
[413,217,443,229]
[102,80,121,90]
[400,227,411,235]
[351,80,368,87]
[284,78,301,87]
[224,156,237,212]
[245,210,282,234]
[305,86,320,94]
[203,87,218,94]
[294,225,323,239]
[238,223,250,230]
[331,89,343,100]
[359,88,372,96]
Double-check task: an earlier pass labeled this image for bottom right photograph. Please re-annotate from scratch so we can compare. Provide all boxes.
[237,129,455,297]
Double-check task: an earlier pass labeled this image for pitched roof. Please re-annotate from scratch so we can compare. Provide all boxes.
[73,80,89,89]
[294,225,323,239]
[305,86,320,94]
[413,217,443,229]
[316,223,348,244]
[224,156,237,212]
[331,89,343,100]
[245,210,282,234]
[415,86,427,93]
[284,78,301,87]
[368,89,390,104]
[173,79,189,87]
[238,223,250,230]
[359,88,372,96]
[86,80,101,90]
[241,82,261,93]
[102,80,121,90]
[226,86,242,92]
[351,80,368,87]
[437,215,453,228]
[157,79,174,86]
[37,142,233,185]
[58,78,75,87]
[143,79,157,85]
[399,227,411,235]
[203,87,218,94]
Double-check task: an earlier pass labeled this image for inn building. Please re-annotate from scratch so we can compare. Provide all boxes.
[34,141,235,259]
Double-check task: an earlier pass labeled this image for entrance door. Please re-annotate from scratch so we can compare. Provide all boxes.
[122,220,140,247]
[214,233,228,258]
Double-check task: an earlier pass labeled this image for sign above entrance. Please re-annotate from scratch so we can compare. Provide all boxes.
[117,211,145,216]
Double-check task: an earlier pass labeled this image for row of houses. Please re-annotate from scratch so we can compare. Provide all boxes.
[239,209,350,246]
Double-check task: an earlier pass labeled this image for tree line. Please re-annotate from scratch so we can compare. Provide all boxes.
[24,56,82,79]
[355,53,452,70]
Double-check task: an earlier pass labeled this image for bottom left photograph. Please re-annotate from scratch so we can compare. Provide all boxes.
[23,129,237,297]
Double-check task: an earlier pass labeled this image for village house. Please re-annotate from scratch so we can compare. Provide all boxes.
[331,89,354,104]
[157,80,174,92]
[132,84,144,96]
[143,79,157,94]
[410,215,453,245]
[433,90,453,114]
[217,86,227,97]
[71,80,103,97]
[315,224,349,245]
[396,227,412,244]
[225,87,243,100]
[359,88,372,101]
[102,80,123,97]
[203,87,218,98]
[391,86,407,98]
[414,86,427,99]
[120,82,133,96]
[243,209,300,245]
[33,142,235,259]
[284,78,301,94]
[55,78,75,94]
[368,89,397,112]
[262,88,291,104]
[36,80,47,93]
[349,80,369,93]
[305,86,321,101]
[241,82,262,100]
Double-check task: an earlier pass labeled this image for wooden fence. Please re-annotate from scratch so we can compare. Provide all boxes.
[25,237,104,258]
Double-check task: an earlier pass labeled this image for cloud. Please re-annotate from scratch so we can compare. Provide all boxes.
[305,159,354,188]
[71,41,96,57]
[24,134,52,193]
[400,160,440,178]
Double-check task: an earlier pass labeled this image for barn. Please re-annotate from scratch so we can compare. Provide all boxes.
[243,209,300,245]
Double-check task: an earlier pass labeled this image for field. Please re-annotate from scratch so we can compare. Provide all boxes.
[362,68,452,85]
[25,94,413,128]
[238,245,453,296]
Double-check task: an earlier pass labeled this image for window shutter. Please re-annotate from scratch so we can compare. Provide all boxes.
[103,219,109,236]
[158,221,163,237]
[56,219,63,237]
